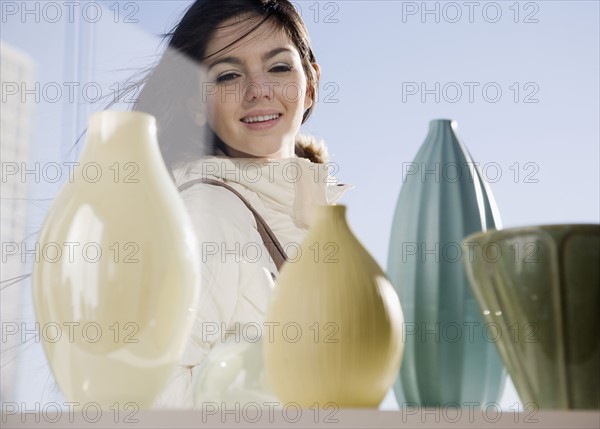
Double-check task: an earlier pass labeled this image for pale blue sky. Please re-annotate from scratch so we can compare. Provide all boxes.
[4,0,598,263]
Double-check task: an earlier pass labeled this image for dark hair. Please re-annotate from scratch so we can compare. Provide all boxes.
[126,0,320,171]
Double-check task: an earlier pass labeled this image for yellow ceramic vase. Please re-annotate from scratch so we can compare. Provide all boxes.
[32,111,200,408]
[263,205,404,408]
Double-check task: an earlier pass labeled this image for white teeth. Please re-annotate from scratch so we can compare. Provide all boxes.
[242,114,280,123]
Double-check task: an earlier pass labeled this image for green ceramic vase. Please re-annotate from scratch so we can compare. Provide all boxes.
[463,224,600,409]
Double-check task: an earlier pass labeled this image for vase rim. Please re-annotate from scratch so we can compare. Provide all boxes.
[430,118,455,124]
[90,110,156,125]
[317,204,346,211]
[464,223,600,243]
[315,204,347,218]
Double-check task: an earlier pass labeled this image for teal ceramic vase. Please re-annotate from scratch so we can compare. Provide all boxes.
[387,119,506,406]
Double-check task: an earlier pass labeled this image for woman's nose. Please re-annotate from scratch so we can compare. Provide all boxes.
[243,73,274,102]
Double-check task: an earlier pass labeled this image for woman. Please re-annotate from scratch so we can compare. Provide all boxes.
[132,0,351,408]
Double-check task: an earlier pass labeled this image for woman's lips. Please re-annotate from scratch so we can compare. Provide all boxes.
[240,114,281,130]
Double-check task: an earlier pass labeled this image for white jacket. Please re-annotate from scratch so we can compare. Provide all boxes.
[153,155,351,408]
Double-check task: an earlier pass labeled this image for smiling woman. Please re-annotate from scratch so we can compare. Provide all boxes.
[122,0,352,409]
[131,0,325,169]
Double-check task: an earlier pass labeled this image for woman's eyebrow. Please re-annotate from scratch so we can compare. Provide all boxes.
[263,47,293,61]
[207,47,293,70]
[207,56,242,70]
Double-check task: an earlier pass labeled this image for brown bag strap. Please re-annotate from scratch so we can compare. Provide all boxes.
[178,178,288,272]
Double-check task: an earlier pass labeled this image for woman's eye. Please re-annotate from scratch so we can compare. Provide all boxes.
[216,73,240,83]
[270,65,292,73]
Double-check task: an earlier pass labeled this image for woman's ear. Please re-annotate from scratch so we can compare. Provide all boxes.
[312,62,321,82]
[304,62,321,110]
[187,98,207,127]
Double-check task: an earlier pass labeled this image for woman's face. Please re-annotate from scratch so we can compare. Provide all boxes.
[200,17,316,159]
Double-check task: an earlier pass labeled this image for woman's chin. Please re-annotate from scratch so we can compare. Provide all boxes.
[225,142,292,159]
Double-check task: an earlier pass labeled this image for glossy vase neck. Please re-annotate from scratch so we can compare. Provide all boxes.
[80,110,160,162]
[426,119,458,143]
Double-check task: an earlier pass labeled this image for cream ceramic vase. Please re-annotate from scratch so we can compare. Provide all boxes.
[263,205,404,408]
[32,111,200,408]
